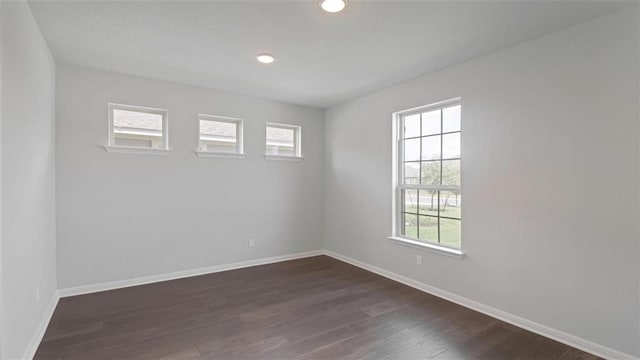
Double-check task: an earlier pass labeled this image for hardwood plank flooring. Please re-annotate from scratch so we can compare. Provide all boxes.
[34,256,599,360]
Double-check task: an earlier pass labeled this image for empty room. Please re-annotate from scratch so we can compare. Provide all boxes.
[1,0,639,359]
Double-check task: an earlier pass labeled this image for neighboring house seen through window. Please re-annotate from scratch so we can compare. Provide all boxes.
[108,103,169,152]
[266,123,301,158]
[198,114,243,156]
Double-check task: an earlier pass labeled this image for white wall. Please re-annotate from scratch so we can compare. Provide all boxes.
[55,65,324,288]
[0,0,4,356]
[1,2,57,359]
[324,7,639,358]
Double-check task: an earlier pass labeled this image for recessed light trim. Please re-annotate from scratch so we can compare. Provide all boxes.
[256,54,275,64]
[320,0,346,13]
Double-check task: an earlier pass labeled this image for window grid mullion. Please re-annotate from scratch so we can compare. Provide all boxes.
[438,109,443,243]
[398,184,460,191]
[399,120,402,237]
[440,215,461,221]
[417,112,422,239]
[403,130,460,140]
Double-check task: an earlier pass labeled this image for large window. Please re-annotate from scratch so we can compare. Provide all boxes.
[107,103,169,153]
[394,99,462,250]
[265,123,302,159]
[198,114,243,157]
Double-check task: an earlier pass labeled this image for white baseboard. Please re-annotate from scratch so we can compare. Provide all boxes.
[22,290,60,360]
[58,250,324,298]
[322,250,638,360]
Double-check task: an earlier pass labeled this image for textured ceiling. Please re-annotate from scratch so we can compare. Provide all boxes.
[29,0,631,108]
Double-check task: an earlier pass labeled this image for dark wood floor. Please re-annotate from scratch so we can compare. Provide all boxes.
[35,256,598,360]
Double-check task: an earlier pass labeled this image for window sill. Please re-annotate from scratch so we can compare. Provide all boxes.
[196,151,245,159]
[388,236,465,259]
[104,145,170,156]
[264,154,303,161]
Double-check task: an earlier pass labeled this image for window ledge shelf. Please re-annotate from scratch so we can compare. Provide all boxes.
[264,154,304,161]
[388,236,465,259]
[196,151,245,159]
[104,145,170,156]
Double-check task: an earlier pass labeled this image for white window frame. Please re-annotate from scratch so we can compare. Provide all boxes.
[196,114,244,159]
[105,103,169,155]
[389,98,464,258]
[264,122,303,161]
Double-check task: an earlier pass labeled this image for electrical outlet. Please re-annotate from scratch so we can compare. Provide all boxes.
[35,288,40,303]
[248,238,255,247]
[416,255,422,265]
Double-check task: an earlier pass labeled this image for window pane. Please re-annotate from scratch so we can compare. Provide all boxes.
[422,109,441,136]
[199,120,237,153]
[403,162,420,185]
[440,218,461,248]
[404,138,420,161]
[402,213,418,238]
[418,216,438,242]
[439,191,461,219]
[441,160,460,186]
[421,135,440,160]
[266,126,295,156]
[402,189,418,214]
[113,109,163,149]
[418,190,438,216]
[442,132,460,159]
[420,160,441,186]
[443,105,461,132]
[404,114,420,138]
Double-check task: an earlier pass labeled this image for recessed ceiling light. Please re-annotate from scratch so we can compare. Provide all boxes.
[320,0,346,13]
[256,54,275,64]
